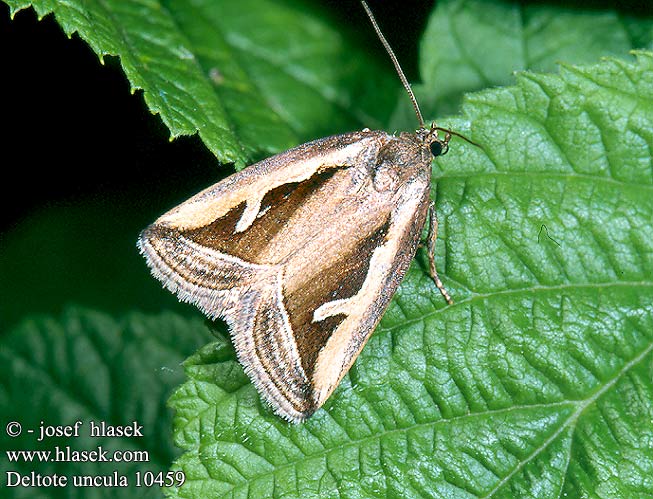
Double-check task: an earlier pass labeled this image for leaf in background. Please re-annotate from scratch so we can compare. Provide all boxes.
[0,308,210,499]
[0,0,399,326]
[2,0,652,498]
[0,202,193,327]
[165,50,653,498]
[4,0,396,167]
[390,0,653,126]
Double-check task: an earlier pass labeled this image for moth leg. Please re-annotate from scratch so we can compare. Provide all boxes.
[427,201,454,305]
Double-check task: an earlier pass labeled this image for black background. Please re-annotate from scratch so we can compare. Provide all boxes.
[4,0,648,327]
[0,0,432,234]
[0,0,432,327]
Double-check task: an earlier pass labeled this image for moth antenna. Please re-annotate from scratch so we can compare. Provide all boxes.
[433,125,483,150]
[361,1,425,129]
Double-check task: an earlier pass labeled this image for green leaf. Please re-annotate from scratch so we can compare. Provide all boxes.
[392,0,653,124]
[3,1,653,498]
[0,308,209,499]
[0,199,199,327]
[165,52,653,498]
[4,0,396,167]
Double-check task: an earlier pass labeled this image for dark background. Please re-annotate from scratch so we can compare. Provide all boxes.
[0,0,433,329]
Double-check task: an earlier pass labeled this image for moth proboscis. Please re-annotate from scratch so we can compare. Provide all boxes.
[138,1,471,422]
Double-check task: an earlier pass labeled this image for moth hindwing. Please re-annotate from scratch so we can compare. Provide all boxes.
[138,127,450,422]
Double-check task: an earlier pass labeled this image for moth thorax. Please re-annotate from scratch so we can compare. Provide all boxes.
[373,138,427,191]
[372,162,400,191]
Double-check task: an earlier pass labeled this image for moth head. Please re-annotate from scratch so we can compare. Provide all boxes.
[415,125,451,159]
[424,122,480,158]
[426,126,450,158]
[362,1,480,160]
[429,139,448,158]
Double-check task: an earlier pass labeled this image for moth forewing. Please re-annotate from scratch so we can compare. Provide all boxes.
[311,164,432,407]
[138,129,440,422]
[139,0,458,422]
[150,132,380,232]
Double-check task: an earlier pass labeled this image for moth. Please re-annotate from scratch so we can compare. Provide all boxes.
[138,1,468,422]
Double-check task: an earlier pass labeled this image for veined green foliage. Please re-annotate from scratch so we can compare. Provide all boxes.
[1,1,652,498]
[166,51,653,499]
[4,0,396,168]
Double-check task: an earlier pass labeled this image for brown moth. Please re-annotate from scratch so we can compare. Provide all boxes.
[138,1,462,422]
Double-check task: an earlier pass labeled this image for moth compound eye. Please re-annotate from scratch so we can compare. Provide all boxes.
[429,141,447,157]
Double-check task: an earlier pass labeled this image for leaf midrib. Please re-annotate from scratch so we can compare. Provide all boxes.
[198,329,653,497]
[434,169,653,191]
[188,401,572,495]
[184,280,653,495]
[387,280,653,334]
[479,338,653,499]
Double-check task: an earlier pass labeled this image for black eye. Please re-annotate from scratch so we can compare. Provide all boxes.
[430,141,447,157]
